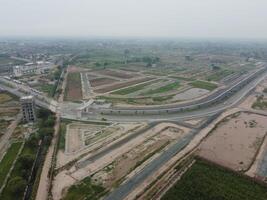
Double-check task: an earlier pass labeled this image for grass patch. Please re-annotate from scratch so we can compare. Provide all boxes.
[146,81,180,95]
[190,80,217,91]
[162,159,267,200]
[206,69,234,81]
[63,177,107,200]
[37,84,56,97]
[0,142,22,188]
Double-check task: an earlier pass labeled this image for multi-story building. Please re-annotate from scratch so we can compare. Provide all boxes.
[13,61,54,77]
[20,95,36,122]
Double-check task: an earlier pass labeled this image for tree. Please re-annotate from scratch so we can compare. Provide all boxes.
[18,154,35,170]
[8,176,27,194]
[37,108,51,119]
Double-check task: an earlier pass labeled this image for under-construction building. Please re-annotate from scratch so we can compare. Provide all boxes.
[20,95,36,122]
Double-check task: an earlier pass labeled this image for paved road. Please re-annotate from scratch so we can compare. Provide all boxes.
[104,130,197,200]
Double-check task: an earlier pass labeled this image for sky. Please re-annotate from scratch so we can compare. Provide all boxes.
[0,0,267,39]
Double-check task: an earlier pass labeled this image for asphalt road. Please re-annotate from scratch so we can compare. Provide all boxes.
[104,130,197,200]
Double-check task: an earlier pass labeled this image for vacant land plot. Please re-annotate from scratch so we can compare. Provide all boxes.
[173,88,209,101]
[0,142,22,188]
[95,77,154,93]
[190,80,217,91]
[90,77,118,87]
[95,69,134,79]
[198,112,267,171]
[162,159,267,200]
[65,72,82,101]
[65,123,106,154]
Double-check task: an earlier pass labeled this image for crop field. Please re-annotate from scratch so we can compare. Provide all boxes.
[190,80,218,91]
[162,159,267,200]
[65,72,82,101]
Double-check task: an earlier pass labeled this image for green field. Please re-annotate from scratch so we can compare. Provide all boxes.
[111,81,155,95]
[63,177,107,200]
[37,84,56,97]
[190,80,217,91]
[162,160,267,200]
[0,142,22,188]
[146,81,180,95]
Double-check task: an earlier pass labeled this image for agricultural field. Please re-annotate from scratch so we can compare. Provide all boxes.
[162,159,267,200]
[198,112,267,171]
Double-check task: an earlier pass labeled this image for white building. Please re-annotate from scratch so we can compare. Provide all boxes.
[13,61,54,77]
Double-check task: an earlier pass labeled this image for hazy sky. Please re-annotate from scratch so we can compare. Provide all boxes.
[1,0,267,39]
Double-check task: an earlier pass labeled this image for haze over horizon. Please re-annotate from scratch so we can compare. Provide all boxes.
[1,0,267,39]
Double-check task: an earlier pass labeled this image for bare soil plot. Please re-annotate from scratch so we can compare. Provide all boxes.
[57,122,146,168]
[64,72,82,101]
[90,77,118,87]
[172,88,209,101]
[95,69,134,79]
[65,123,106,154]
[198,112,267,171]
[94,77,154,93]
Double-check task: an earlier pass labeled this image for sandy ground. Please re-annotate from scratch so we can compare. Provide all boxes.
[52,123,187,200]
[198,112,267,171]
